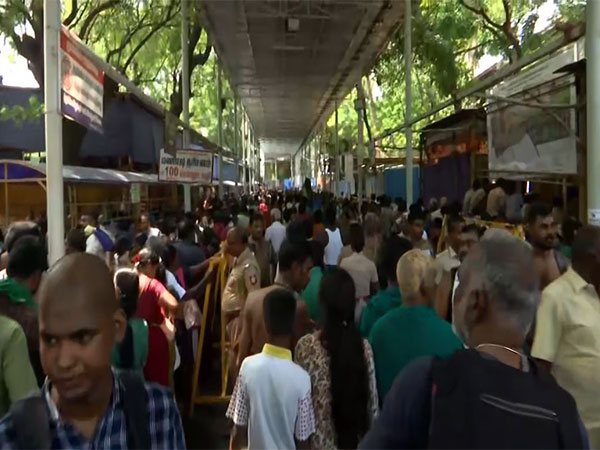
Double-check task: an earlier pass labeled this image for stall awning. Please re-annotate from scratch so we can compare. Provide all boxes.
[0,160,159,184]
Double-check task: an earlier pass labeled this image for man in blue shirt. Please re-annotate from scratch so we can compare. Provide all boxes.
[0,253,185,449]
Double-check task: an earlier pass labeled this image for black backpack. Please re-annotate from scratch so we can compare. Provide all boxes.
[10,371,150,449]
[428,350,584,449]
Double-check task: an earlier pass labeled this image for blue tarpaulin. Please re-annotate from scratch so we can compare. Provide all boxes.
[384,167,420,201]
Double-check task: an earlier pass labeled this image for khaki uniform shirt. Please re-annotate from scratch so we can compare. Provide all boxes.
[222,247,261,314]
[532,267,600,448]
[249,237,276,288]
[234,281,312,374]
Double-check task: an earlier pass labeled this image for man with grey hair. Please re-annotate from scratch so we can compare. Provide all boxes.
[265,207,286,255]
[360,233,588,449]
[533,225,600,448]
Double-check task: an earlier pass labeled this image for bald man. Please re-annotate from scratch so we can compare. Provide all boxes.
[0,253,186,449]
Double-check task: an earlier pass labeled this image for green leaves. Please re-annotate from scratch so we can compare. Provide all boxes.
[0,95,44,126]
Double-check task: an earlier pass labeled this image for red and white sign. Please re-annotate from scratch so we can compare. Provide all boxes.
[60,27,104,132]
[159,149,213,184]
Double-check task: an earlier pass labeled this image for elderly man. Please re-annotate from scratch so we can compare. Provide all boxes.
[533,225,600,448]
[361,231,588,449]
[265,208,286,256]
[368,249,462,400]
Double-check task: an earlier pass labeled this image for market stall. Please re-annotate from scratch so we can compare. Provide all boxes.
[0,160,176,228]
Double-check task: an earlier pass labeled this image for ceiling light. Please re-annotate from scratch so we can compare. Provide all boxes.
[272,44,306,52]
[286,17,300,33]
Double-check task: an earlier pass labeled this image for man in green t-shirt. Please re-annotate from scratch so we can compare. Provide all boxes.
[369,249,462,401]
[360,236,412,337]
[0,315,38,416]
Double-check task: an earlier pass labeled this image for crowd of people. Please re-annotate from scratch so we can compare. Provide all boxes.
[0,183,597,449]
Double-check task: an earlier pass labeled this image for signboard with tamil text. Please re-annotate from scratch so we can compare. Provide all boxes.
[60,27,104,132]
[159,149,213,184]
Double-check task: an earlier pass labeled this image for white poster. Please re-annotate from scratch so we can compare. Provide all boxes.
[589,209,600,227]
[159,149,213,184]
[487,43,579,175]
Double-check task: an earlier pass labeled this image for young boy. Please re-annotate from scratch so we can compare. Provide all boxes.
[227,289,315,449]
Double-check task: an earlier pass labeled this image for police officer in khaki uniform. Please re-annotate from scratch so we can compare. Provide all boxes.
[222,226,261,321]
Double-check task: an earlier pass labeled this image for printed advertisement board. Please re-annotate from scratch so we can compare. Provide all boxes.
[159,149,213,184]
[60,27,104,132]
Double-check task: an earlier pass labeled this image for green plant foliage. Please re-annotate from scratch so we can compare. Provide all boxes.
[0,95,44,126]
[311,0,585,160]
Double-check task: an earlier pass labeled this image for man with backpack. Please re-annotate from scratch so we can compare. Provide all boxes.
[359,230,589,449]
[0,253,185,449]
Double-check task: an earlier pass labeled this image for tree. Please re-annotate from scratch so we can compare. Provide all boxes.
[0,0,214,123]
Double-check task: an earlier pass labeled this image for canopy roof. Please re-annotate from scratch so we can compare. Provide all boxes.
[200,0,405,156]
[0,160,159,184]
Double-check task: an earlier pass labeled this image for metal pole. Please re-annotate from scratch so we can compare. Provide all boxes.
[241,114,246,193]
[181,0,191,212]
[356,83,364,198]
[234,95,239,190]
[335,102,339,196]
[217,62,224,198]
[4,165,8,229]
[588,0,600,225]
[44,0,65,263]
[404,0,413,206]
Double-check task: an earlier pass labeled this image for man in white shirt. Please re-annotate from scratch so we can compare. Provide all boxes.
[486,180,507,219]
[340,223,379,323]
[462,185,475,217]
[265,208,286,255]
[434,215,463,285]
[532,225,600,448]
[227,289,315,449]
[82,214,115,262]
[140,213,161,238]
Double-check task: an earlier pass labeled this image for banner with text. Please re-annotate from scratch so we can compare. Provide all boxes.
[159,149,213,184]
[60,27,104,132]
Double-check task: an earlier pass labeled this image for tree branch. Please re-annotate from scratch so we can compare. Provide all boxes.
[79,0,120,41]
[106,22,149,64]
[501,0,512,27]
[453,40,493,56]
[62,0,78,26]
[68,0,92,29]
[192,37,211,67]
[121,2,178,73]
[458,0,503,30]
